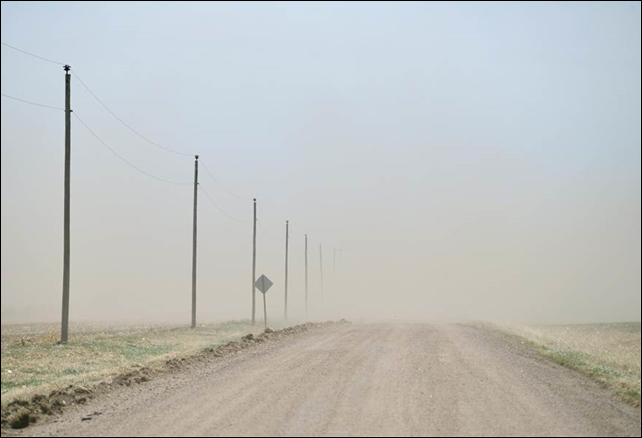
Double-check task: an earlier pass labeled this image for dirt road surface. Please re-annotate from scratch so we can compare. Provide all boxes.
[20,324,641,437]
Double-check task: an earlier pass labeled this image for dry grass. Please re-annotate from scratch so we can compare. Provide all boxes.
[484,322,641,405]
[1,320,272,407]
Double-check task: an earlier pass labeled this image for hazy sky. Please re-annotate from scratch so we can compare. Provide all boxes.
[1,1,640,325]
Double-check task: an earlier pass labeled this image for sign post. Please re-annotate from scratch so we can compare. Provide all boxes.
[255,274,273,329]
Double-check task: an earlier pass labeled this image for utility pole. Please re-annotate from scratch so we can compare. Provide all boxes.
[284,220,289,322]
[60,65,71,344]
[191,155,199,329]
[305,234,309,318]
[319,243,324,300]
[252,198,257,325]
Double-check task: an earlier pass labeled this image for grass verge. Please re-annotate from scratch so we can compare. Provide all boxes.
[478,322,641,407]
[1,321,265,407]
[1,320,344,431]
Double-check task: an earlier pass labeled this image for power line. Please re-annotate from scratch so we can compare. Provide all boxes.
[3,42,260,212]
[73,72,252,201]
[71,71,194,157]
[200,160,253,201]
[73,111,192,186]
[3,41,248,200]
[1,92,64,111]
[199,184,251,223]
[72,73,251,199]
[1,41,66,66]
[71,72,251,199]
[2,42,190,156]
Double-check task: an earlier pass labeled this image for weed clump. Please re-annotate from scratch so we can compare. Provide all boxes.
[8,410,34,430]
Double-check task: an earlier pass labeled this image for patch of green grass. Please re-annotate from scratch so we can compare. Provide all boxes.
[587,364,625,378]
[1,321,267,406]
[120,343,176,361]
[85,340,177,361]
[482,322,641,407]
[544,348,639,404]
[545,348,588,368]
[1,380,42,396]
[542,348,625,380]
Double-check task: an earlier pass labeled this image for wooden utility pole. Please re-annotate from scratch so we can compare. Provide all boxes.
[284,220,289,322]
[252,198,257,325]
[305,234,309,318]
[60,65,71,344]
[191,155,199,329]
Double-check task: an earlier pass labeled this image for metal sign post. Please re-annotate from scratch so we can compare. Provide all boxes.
[255,274,273,329]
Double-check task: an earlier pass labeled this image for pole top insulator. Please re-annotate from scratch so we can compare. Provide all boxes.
[254,198,257,202]
[63,65,71,72]
[195,155,199,160]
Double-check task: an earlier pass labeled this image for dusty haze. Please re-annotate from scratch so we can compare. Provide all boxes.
[1,2,640,325]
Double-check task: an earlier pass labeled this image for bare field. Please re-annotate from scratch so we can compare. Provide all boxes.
[482,322,641,405]
[0,320,274,407]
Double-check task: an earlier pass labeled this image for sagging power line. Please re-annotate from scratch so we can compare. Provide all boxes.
[3,41,254,204]
[200,160,253,201]
[1,41,66,66]
[73,72,253,203]
[199,184,251,223]
[74,111,192,186]
[71,71,194,158]
[72,71,256,202]
[1,92,64,111]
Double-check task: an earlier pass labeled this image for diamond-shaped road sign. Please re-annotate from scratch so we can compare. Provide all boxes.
[255,275,273,294]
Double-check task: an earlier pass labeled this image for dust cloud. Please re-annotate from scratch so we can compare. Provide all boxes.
[1,2,640,325]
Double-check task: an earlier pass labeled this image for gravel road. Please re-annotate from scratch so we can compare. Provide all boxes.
[22,323,641,437]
